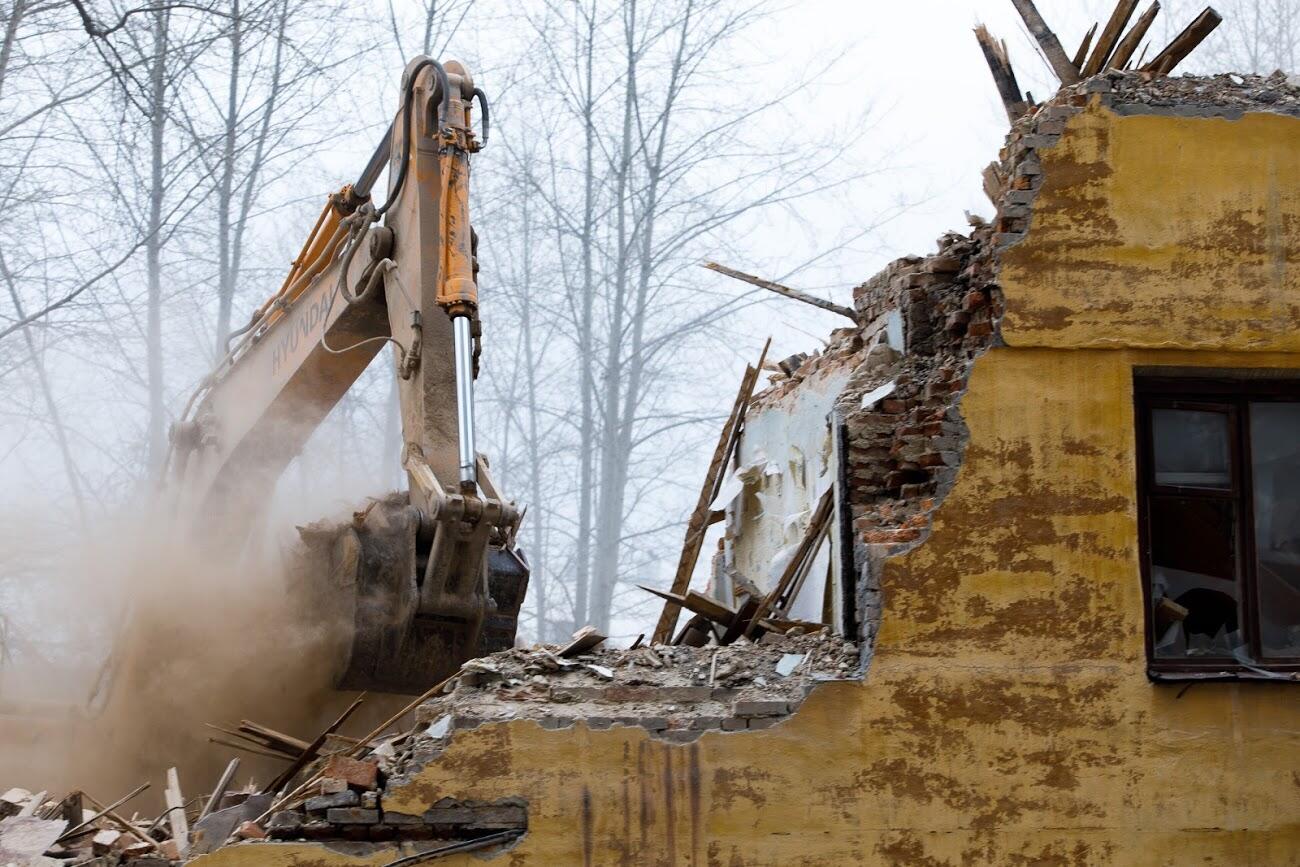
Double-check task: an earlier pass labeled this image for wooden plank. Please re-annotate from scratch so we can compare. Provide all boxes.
[203,724,297,757]
[238,721,310,754]
[702,262,858,323]
[1109,2,1161,70]
[263,695,365,795]
[974,25,1031,123]
[80,792,158,851]
[1143,6,1221,74]
[1009,0,1081,84]
[651,339,770,644]
[208,738,292,763]
[558,625,606,658]
[639,585,738,625]
[1073,22,1098,69]
[164,768,189,858]
[198,759,241,824]
[1083,0,1139,76]
[54,783,148,844]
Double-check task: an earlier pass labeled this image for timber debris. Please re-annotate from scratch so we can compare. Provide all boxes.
[979,1,1224,122]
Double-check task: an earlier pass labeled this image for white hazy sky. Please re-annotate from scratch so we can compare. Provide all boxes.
[474,0,1176,365]
[316,2,1149,368]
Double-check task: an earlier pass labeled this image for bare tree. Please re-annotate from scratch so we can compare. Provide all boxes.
[497,0,866,635]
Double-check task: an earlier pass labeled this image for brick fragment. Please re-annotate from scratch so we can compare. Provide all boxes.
[235,821,266,840]
[321,755,378,791]
[862,527,921,544]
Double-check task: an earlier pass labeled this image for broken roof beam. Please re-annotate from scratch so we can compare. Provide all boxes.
[1083,0,1139,76]
[1143,6,1222,74]
[651,339,769,645]
[1009,0,1081,84]
[1109,2,1161,70]
[703,262,858,324]
[1072,23,1098,69]
[975,25,1032,123]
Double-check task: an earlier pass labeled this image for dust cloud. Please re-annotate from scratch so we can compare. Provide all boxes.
[0,496,405,815]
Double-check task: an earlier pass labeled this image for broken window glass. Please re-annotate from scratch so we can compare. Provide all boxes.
[1151,408,1232,489]
[1250,402,1300,659]
[1148,496,1243,658]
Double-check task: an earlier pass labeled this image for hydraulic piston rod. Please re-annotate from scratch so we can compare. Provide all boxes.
[453,315,477,491]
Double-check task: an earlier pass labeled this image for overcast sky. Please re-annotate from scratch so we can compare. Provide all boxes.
[473,0,1171,365]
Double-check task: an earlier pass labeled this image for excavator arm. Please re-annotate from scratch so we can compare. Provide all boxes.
[167,58,527,694]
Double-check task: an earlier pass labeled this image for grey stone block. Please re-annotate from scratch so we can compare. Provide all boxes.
[732,700,789,717]
[305,790,359,813]
[327,808,380,825]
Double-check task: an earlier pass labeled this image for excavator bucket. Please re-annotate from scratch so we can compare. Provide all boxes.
[298,494,528,695]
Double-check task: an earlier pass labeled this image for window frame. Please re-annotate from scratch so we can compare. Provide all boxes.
[1135,375,1300,679]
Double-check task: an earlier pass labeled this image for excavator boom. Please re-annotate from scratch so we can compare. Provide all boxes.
[167,58,527,695]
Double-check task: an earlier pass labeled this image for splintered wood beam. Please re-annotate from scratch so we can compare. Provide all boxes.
[652,339,770,645]
[55,784,149,844]
[197,759,241,823]
[208,737,292,763]
[1109,2,1161,70]
[975,25,1031,122]
[1083,0,1140,76]
[1143,6,1222,74]
[703,262,858,323]
[263,695,365,795]
[1073,23,1098,69]
[1009,0,1081,84]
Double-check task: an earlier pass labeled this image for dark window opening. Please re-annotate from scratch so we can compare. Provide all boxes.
[1136,377,1300,677]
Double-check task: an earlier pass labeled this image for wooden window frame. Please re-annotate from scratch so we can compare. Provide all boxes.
[1135,375,1300,680]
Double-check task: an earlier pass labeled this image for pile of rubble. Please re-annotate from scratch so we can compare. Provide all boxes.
[1071,69,1300,115]
[383,629,860,756]
[0,783,194,865]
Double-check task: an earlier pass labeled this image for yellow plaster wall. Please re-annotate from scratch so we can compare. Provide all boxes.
[999,102,1300,351]
[197,106,1300,866]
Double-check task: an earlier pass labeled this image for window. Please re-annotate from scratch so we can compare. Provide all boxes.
[1136,377,1300,678]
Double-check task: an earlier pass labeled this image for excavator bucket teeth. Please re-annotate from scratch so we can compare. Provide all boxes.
[297,495,528,695]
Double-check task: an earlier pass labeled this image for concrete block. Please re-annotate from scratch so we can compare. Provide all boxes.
[319,777,349,795]
[305,790,359,813]
[266,811,303,836]
[327,808,380,825]
[732,700,789,717]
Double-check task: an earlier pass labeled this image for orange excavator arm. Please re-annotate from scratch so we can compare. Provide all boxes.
[165,58,526,695]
